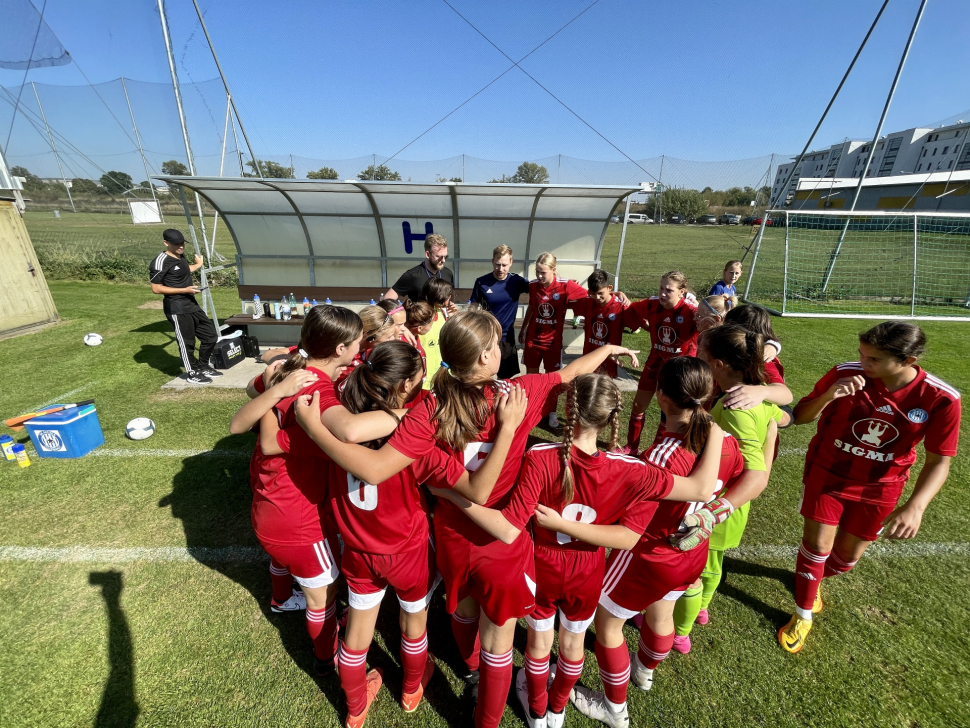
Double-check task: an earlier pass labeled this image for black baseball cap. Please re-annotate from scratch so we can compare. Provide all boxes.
[163,229,185,245]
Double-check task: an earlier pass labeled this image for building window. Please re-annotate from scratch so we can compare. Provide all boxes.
[933,148,937,156]
[922,149,927,157]
[948,160,953,169]
[917,164,922,171]
[943,146,949,154]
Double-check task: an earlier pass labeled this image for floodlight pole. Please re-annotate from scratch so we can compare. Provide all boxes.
[31,82,75,213]
[615,195,632,289]
[821,0,927,293]
[157,0,213,267]
[120,77,162,221]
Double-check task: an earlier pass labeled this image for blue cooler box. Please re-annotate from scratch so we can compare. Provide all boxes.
[25,405,105,459]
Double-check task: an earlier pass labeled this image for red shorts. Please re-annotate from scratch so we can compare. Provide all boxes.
[598,544,707,619]
[636,356,665,393]
[523,344,563,373]
[800,478,896,542]
[434,516,536,625]
[341,538,440,614]
[261,537,339,589]
[527,545,604,633]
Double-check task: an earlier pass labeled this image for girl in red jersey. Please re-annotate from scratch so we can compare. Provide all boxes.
[378,297,419,347]
[719,303,791,411]
[296,310,639,728]
[519,252,588,427]
[568,269,631,380]
[780,322,960,653]
[335,305,398,388]
[594,358,746,706]
[621,271,699,455]
[430,371,724,728]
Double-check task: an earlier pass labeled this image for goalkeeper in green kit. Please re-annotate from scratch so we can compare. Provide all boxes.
[669,325,788,652]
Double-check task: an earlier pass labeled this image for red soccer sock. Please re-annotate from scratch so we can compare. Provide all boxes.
[548,654,584,714]
[269,559,293,603]
[524,650,551,716]
[338,641,369,717]
[306,603,338,661]
[626,413,645,452]
[636,624,674,670]
[823,551,858,579]
[476,648,514,728]
[794,541,830,618]
[594,641,631,707]
[400,631,429,695]
[451,612,481,673]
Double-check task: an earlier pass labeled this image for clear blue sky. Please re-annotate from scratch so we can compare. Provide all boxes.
[2,0,968,179]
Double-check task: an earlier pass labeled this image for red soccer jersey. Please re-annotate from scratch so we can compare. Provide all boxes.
[624,296,698,362]
[801,362,961,504]
[327,447,465,555]
[571,295,628,378]
[501,443,674,552]
[638,429,744,554]
[526,278,588,350]
[765,357,785,384]
[251,369,343,545]
[388,373,563,544]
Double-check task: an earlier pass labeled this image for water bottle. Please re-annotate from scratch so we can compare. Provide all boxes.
[280,296,290,321]
[0,434,15,461]
[303,297,310,316]
[370,298,376,305]
[311,298,318,307]
[273,301,281,320]
[572,315,580,329]
[325,297,331,305]
[289,292,298,316]
[252,293,261,320]
[12,443,30,468]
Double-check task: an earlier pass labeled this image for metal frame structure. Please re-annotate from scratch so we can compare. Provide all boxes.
[154,178,637,301]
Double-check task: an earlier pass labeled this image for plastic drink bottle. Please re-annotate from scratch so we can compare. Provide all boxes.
[311,299,318,307]
[252,293,261,320]
[12,443,30,468]
[289,293,298,316]
[303,297,310,316]
[0,434,15,460]
[325,297,331,305]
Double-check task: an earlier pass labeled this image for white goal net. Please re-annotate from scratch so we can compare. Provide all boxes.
[743,210,970,320]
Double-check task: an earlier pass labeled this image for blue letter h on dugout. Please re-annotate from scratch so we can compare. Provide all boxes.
[402,221,434,254]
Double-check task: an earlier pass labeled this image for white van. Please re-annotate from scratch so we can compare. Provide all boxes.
[625,213,651,224]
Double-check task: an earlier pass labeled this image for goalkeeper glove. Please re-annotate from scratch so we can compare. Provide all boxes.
[669,498,735,552]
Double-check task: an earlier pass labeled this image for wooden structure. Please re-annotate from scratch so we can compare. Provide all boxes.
[0,200,59,339]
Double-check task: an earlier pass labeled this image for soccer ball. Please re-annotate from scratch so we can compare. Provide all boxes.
[126,418,155,441]
[84,333,103,346]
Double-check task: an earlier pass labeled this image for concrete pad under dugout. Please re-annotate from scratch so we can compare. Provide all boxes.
[161,349,641,392]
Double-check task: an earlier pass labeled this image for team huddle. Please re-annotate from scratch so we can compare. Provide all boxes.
[229,241,961,728]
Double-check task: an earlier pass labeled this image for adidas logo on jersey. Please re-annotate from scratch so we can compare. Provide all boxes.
[663,317,671,322]
[485,288,493,293]
[876,404,893,414]
[173,265,180,270]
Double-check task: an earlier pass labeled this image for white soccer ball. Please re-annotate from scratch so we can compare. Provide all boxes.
[84,333,103,346]
[126,417,155,441]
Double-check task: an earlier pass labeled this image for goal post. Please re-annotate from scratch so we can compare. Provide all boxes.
[743,210,970,321]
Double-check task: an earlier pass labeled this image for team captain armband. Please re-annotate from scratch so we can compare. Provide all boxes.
[669,497,735,552]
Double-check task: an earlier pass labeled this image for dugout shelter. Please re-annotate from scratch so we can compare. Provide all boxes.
[155,177,638,343]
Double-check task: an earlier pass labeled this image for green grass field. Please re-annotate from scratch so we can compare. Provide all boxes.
[1,226,969,726]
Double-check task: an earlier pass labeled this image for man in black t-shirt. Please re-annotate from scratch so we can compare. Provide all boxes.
[470,244,529,378]
[148,229,220,384]
[383,233,454,302]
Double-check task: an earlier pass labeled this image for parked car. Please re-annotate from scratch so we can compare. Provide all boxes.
[669,214,686,224]
[698,214,717,225]
[610,215,620,223]
[625,213,653,224]
[741,215,758,225]
[718,214,741,225]
[753,217,775,227]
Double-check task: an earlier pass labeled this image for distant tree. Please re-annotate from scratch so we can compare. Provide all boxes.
[357,164,401,181]
[489,174,515,183]
[512,162,549,184]
[161,160,189,176]
[307,166,339,180]
[10,165,36,180]
[701,186,713,195]
[449,177,463,183]
[100,171,134,195]
[645,187,706,220]
[435,176,463,183]
[72,178,102,194]
[758,185,771,203]
[245,159,295,178]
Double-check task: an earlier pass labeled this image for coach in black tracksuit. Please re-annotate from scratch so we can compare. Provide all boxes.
[148,228,220,384]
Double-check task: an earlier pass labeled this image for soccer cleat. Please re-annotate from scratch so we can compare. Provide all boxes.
[546,708,565,728]
[183,371,212,384]
[270,589,307,613]
[672,635,691,654]
[548,412,560,430]
[199,366,223,378]
[629,651,654,692]
[345,668,383,728]
[570,686,629,728]
[401,654,436,713]
[696,609,710,625]
[778,615,813,654]
[515,669,547,728]
[462,668,479,705]
[813,587,824,615]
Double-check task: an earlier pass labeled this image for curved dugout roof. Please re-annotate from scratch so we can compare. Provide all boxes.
[155,177,639,290]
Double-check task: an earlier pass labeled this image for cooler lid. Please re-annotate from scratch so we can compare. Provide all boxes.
[27,405,97,426]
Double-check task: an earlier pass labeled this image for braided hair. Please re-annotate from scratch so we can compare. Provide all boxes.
[559,373,623,507]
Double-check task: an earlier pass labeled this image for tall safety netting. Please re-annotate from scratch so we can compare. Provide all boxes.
[744,211,970,320]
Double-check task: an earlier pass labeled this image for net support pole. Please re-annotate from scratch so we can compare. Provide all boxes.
[615,195,632,290]
[177,184,221,334]
[120,77,162,221]
[821,0,928,293]
[911,215,918,316]
[157,0,213,261]
[31,82,75,213]
[782,211,790,314]
[742,215,768,300]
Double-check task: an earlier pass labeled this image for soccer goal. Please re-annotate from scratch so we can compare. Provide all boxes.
[742,210,970,320]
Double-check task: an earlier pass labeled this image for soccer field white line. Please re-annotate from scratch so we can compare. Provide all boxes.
[29,381,98,413]
[1,542,967,564]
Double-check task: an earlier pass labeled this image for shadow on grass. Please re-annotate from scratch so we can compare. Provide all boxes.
[89,570,139,728]
[133,343,183,378]
[157,435,343,708]
[720,556,795,627]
